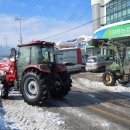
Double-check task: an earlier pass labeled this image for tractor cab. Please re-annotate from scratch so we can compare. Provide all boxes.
[17,40,55,64]
[17,41,65,80]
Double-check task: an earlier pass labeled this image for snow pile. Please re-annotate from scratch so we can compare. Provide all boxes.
[0,116,9,130]
[73,78,130,97]
[0,106,22,130]
[0,107,7,130]
[0,93,65,130]
[4,118,23,130]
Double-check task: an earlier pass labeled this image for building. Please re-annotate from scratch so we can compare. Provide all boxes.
[91,0,130,32]
[91,0,130,55]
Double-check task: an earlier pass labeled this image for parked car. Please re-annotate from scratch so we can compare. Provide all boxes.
[86,55,115,72]
[63,62,86,72]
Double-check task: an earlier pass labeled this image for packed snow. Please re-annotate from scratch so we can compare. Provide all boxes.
[0,77,130,130]
[72,77,130,97]
[0,91,65,130]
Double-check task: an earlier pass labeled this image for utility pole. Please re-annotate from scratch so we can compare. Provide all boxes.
[15,17,24,44]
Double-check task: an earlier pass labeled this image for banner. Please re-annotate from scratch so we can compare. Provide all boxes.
[94,23,130,39]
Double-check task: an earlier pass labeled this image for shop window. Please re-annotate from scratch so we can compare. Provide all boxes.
[109,1,113,6]
[122,15,127,21]
[123,9,127,16]
[114,12,118,18]
[127,1,130,7]
[122,1,127,9]
[106,3,109,8]
[117,3,121,11]
[126,14,130,20]
[106,9,111,15]
[110,14,114,20]
[114,5,118,12]
[118,11,122,18]
[106,16,110,22]
[114,0,118,4]
[109,7,114,14]
[127,8,130,14]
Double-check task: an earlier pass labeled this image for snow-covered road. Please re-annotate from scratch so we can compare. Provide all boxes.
[72,77,130,97]
[0,72,130,130]
[0,91,65,130]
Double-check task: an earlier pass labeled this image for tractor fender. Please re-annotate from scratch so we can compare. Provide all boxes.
[22,65,50,76]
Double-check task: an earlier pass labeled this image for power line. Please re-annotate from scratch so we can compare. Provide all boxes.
[41,14,107,40]
[42,23,90,40]
[42,10,130,40]
[28,0,92,38]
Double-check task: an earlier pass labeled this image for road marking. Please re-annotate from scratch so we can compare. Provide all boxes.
[89,105,130,124]
[68,87,130,124]
[67,95,130,124]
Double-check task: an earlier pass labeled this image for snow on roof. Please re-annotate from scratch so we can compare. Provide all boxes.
[56,35,92,47]
[76,35,92,42]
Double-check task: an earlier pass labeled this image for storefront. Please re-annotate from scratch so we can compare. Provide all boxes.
[93,20,130,55]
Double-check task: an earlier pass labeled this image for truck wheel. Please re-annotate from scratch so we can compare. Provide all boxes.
[50,72,72,98]
[20,72,49,105]
[0,85,8,99]
[102,71,116,86]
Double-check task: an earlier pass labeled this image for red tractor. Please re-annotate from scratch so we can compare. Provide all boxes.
[0,40,72,105]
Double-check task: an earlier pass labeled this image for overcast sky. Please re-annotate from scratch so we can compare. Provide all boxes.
[0,0,92,47]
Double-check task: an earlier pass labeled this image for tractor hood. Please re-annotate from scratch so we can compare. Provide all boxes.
[0,60,14,75]
[0,60,11,67]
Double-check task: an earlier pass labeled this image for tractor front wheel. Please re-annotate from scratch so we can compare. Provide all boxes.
[102,71,116,86]
[20,72,49,105]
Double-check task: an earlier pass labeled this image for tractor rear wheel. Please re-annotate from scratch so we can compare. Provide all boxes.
[0,85,8,99]
[50,72,72,98]
[20,72,49,105]
[102,71,116,86]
